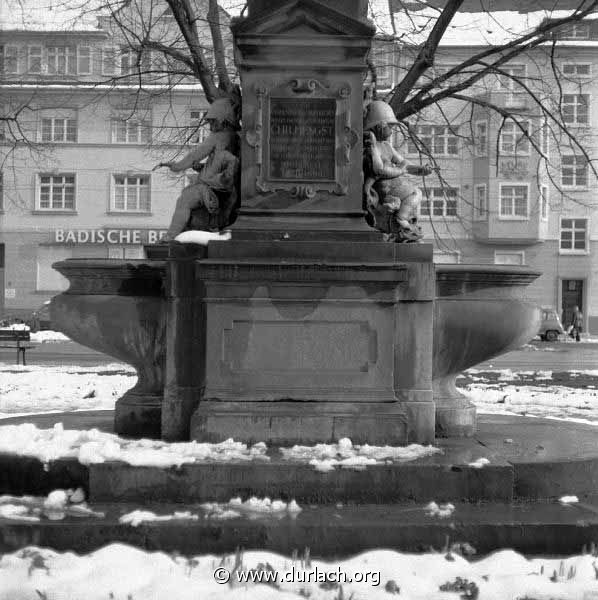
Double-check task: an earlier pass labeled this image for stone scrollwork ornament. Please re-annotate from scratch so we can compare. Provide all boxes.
[362,100,434,243]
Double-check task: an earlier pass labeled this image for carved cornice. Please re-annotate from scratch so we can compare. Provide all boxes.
[195,260,408,283]
[53,259,167,296]
[435,265,541,287]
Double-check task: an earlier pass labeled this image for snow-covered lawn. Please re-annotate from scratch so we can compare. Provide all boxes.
[1,542,598,600]
[461,368,598,424]
[0,364,135,419]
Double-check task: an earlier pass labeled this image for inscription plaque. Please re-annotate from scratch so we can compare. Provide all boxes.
[268,98,336,181]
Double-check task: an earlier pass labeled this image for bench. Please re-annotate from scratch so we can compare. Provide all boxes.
[0,330,35,365]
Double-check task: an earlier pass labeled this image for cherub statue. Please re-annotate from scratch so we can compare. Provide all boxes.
[154,97,239,240]
[363,100,433,242]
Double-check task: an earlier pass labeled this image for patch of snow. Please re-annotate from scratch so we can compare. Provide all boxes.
[0,363,136,419]
[201,496,302,521]
[282,438,441,471]
[0,504,40,522]
[174,230,231,245]
[0,323,30,331]
[559,495,579,504]
[43,490,68,511]
[119,510,199,527]
[425,501,456,518]
[0,423,270,468]
[461,377,598,424]
[0,490,104,522]
[468,458,490,469]
[2,542,598,598]
[30,330,70,343]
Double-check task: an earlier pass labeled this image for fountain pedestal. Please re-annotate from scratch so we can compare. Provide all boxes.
[162,241,435,445]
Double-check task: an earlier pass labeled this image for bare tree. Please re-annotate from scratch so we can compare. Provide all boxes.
[2,0,598,225]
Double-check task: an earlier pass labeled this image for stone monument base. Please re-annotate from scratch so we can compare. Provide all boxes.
[163,240,435,445]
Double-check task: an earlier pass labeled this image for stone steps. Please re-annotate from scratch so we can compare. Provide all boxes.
[2,500,598,557]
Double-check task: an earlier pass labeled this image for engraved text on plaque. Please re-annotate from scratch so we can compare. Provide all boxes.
[268,98,336,181]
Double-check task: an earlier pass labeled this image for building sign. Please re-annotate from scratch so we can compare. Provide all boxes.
[54,229,167,245]
[268,98,336,181]
[4,288,16,299]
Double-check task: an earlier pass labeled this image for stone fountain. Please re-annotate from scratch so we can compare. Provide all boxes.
[50,0,541,444]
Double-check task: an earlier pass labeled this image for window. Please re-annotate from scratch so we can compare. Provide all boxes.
[107,246,145,259]
[36,247,72,291]
[102,47,118,75]
[474,184,487,220]
[112,175,151,212]
[499,184,528,219]
[78,46,91,74]
[120,47,150,75]
[562,94,589,125]
[563,63,591,77]
[1,45,19,73]
[373,44,393,83]
[111,118,151,144]
[408,125,458,156]
[47,46,76,75]
[420,187,458,218]
[541,185,549,220]
[560,218,588,252]
[41,117,77,142]
[28,46,42,73]
[433,251,460,264]
[473,121,487,156]
[560,23,590,40]
[495,251,525,265]
[38,174,76,210]
[499,120,530,155]
[540,120,550,157]
[561,155,588,187]
[189,109,208,144]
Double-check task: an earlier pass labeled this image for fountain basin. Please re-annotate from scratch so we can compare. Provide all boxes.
[434,264,541,437]
[50,258,540,440]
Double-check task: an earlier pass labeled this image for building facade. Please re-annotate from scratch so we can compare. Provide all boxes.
[396,16,598,333]
[1,4,597,335]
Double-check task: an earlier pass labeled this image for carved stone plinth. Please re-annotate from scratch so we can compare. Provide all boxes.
[162,241,435,445]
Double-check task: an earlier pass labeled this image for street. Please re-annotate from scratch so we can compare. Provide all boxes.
[2,339,598,370]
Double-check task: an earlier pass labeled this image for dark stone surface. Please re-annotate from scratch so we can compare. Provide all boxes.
[0,455,88,497]
[2,500,598,557]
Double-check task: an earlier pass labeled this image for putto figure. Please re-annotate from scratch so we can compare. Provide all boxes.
[363,100,433,242]
[155,98,240,239]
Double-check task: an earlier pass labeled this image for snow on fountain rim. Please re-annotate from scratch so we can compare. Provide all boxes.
[0,423,441,469]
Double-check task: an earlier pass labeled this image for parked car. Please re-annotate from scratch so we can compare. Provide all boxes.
[538,307,565,342]
[27,301,52,332]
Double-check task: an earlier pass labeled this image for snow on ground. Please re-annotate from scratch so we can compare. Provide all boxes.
[0,422,441,470]
[118,497,303,525]
[0,489,104,522]
[1,543,598,600]
[0,423,269,467]
[281,438,441,471]
[30,330,70,343]
[0,363,135,419]
[461,368,598,423]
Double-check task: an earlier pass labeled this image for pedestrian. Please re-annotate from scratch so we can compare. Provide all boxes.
[570,305,583,342]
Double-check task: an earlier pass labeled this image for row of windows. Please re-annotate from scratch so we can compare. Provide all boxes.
[421,185,550,221]
[408,110,588,160]
[36,174,151,213]
[2,115,210,145]
[0,44,188,77]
